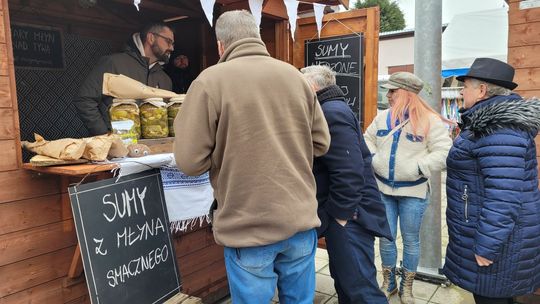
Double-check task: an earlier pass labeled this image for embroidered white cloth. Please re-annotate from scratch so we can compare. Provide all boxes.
[160,165,213,233]
[112,154,214,232]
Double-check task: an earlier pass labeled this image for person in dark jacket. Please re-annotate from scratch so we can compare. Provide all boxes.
[302,65,392,304]
[444,57,540,304]
[165,53,193,94]
[74,22,174,135]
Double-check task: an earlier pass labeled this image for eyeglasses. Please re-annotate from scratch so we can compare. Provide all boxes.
[151,32,174,47]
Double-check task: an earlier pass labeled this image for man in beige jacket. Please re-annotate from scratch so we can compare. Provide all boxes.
[173,10,330,304]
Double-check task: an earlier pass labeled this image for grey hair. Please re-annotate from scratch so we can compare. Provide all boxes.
[300,65,336,90]
[468,78,512,97]
[215,10,261,49]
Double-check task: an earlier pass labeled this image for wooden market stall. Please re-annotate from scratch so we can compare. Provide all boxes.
[507,0,540,301]
[0,0,379,303]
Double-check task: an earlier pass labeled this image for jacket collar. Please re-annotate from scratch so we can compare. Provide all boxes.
[316,85,346,105]
[460,93,540,136]
[218,38,270,63]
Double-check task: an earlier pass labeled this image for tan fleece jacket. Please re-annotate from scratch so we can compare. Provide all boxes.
[173,38,330,247]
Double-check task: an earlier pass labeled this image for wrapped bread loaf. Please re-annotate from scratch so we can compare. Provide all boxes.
[22,134,86,160]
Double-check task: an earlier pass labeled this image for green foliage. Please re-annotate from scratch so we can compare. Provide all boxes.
[354,0,406,32]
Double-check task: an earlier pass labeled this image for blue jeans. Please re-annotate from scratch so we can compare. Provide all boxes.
[379,193,429,272]
[223,229,317,304]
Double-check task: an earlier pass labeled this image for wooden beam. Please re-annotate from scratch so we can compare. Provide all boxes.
[110,0,203,18]
[263,0,287,20]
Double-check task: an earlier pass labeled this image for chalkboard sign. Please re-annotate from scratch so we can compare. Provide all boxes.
[69,169,181,304]
[11,23,65,69]
[305,34,364,123]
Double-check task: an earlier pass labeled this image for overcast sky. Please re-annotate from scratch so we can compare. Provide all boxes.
[391,0,508,28]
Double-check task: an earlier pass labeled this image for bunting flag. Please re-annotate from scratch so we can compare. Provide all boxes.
[313,3,326,39]
[249,0,264,29]
[283,0,299,41]
[200,0,216,26]
[133,0,141,11]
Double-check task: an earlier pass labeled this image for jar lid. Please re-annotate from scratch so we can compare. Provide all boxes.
[141,100,167,108]
[169,94,186,103]
[143,97,164,102]
[112,98,137,103]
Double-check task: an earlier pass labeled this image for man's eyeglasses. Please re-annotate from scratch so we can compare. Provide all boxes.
[151,32,174,47]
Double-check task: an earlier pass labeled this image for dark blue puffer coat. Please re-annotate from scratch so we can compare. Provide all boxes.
[444,93,540,297]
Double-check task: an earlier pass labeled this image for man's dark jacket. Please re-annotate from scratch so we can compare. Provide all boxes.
[313,85,392,240]
[74,37,172,135]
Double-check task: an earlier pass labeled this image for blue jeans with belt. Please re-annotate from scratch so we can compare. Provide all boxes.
[379,193,429,272]
[223,229,317,304]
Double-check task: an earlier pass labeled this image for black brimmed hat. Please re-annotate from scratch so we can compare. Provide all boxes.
[456,58,518,90]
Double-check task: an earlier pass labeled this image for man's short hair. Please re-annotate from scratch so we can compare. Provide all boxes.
[215,10,261,49]
[301,65,337,90]
[140,22,172,44]
[468,78,512,97]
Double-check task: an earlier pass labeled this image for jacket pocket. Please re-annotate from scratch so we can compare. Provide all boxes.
[406,133,424,142]
[377,129,390,137]
[461,184,470,223]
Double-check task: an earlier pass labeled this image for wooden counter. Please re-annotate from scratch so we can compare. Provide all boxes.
[22,162,229,303]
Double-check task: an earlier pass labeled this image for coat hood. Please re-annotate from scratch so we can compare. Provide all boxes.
[461,94,540,137]
[124,33,164,69]
[316,84,346,105]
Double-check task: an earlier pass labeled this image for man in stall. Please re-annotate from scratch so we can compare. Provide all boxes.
[74,22,174,136]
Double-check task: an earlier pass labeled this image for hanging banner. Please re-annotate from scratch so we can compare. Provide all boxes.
[313,3,325,39]
[284,0,299,41]
[249,0,264,29]
[200,0,216,26]
[133,0,141,11]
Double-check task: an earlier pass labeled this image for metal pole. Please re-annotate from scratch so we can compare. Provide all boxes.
[413,0,447,284]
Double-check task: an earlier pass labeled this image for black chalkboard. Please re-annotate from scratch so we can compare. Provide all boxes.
[69,169,181,304]
[11,23,65,69]
[305,34,364,124]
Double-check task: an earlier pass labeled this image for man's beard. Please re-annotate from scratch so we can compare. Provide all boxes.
[151,43,170,63]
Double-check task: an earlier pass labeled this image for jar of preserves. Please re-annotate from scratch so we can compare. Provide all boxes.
[167,95,185,137]
[109,99,140,145]
[140,97,168,139]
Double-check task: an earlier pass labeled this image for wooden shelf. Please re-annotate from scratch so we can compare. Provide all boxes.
[22,163,118,177]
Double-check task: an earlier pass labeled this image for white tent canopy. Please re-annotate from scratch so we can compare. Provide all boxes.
[442,7,508,70]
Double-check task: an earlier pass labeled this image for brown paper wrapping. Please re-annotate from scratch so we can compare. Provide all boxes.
[102,73,181,99]
[23,134,128,162]
[22,134,86,160]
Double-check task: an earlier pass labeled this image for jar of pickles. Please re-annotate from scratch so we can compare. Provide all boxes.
[167,95,185,137]
[140,97,169,139]
[109,99,140,145]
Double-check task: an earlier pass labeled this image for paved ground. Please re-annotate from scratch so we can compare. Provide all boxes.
[214,175,536,303]
[216,245,475,304]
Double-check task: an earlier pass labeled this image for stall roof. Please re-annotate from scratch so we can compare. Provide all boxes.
[217,0,350,9]
[442,7,508,70]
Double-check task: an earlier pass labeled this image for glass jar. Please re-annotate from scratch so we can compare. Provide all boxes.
[109,99,140,145]
[140,97,169,139]
[167,95,185,137]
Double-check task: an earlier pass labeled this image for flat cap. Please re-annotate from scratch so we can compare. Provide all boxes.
[381,72,424,94]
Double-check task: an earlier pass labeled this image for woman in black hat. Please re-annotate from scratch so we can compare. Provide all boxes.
[444,58,540,304]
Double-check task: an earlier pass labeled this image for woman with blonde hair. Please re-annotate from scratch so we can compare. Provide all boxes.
[364,72,452,304]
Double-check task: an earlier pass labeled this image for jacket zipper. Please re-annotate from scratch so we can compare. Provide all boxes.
[461,185,469,222]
